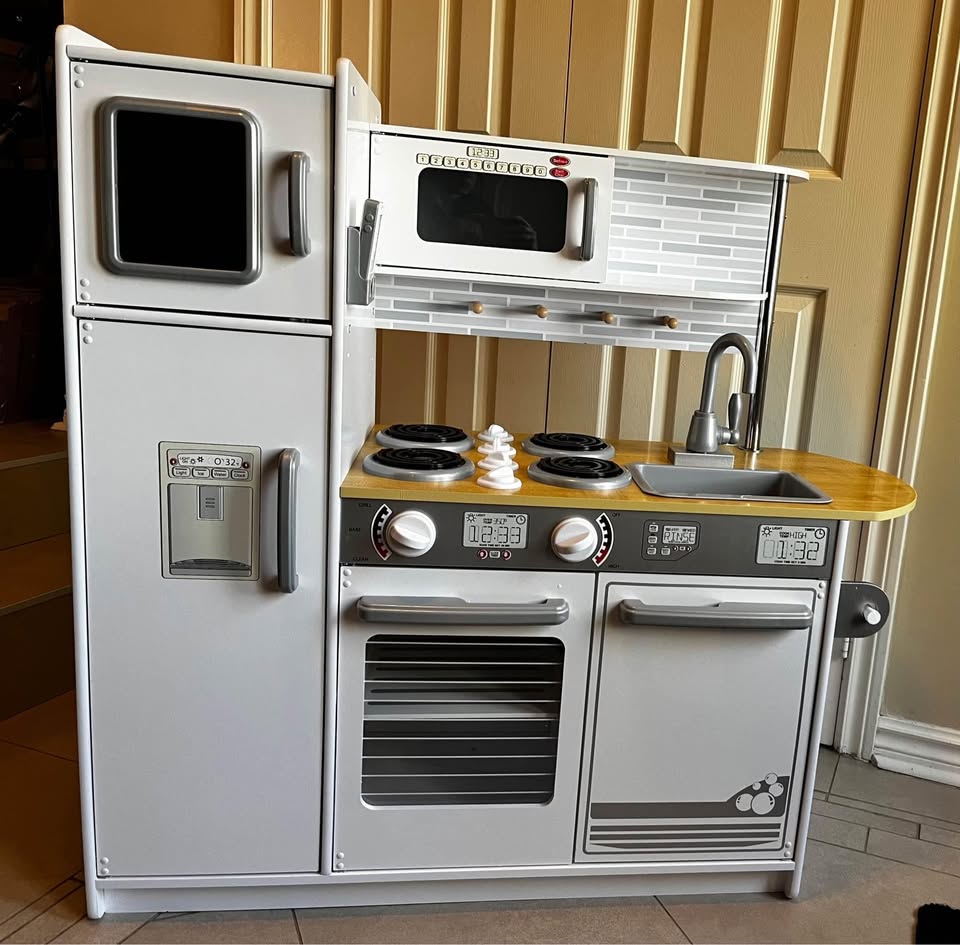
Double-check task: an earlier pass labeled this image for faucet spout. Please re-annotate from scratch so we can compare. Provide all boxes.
[698,332,758,412]
[684,332,758,455]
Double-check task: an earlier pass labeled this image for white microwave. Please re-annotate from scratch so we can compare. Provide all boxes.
[369,130,615,283]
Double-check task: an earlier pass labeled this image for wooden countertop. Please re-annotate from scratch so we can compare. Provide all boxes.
[340,432,916,522]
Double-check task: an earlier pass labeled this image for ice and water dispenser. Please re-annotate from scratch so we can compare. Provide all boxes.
[159,442,261,579]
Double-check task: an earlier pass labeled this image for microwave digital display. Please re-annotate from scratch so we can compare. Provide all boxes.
[466,145,499,159]
[416,167,568,253]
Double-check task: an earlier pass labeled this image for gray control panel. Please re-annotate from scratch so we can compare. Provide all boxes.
[159,442,261,579]
[340,500,836,580]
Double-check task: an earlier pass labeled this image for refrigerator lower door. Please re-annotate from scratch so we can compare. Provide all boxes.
[79,317,327,876]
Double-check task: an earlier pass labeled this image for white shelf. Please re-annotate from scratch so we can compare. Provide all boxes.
[375,267,768,303]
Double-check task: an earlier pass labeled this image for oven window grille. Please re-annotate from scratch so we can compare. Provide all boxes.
[361,635,564,806]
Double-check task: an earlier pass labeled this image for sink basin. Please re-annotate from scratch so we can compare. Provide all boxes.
[629,463,831,504]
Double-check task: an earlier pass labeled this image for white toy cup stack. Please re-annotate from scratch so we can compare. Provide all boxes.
[475,424,521,491]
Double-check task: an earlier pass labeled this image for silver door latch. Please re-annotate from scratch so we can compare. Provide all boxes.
[346,198,382,305]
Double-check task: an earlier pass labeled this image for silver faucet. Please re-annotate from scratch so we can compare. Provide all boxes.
[685,332,758,454]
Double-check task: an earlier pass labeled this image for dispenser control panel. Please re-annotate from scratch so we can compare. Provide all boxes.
[159,441,261,580]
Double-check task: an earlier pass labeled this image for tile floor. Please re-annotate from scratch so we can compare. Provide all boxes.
[1,693,959,944]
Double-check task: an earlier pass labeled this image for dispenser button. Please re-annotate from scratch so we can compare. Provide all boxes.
[211,468,230,479]
[172,466,190,478]
[198,485,223,521]
[191,467,210,478]
[231,469,250,481]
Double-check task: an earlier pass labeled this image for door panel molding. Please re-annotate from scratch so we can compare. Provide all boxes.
[841,0,960,759]
[234,0,273,66]
[771,0,863,176]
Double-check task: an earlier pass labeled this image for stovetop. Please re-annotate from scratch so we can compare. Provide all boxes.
[526,455,633,491]
[362,447,476,483]
[376,423,475,452]
[358,427,632,492]
[521,432,614,459]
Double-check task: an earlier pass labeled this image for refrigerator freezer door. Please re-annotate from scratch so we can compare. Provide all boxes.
[79,318,327,876]
[68,61,330,320]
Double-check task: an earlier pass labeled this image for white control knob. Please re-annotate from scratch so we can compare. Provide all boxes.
[551,517,599,563]
[863,604,883,626]
[384,510,437,557]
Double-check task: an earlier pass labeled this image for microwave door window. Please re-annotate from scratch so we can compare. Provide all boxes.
[102,101,260,283]
[416,168,567,253]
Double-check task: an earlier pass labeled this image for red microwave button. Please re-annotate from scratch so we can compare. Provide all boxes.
[550,155,570,166]
[549,167,570,178]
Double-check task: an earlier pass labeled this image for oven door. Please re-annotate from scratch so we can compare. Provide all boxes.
[577,576,825,863]
[334,566,594,871]
[68,60,329,320]
[370,133,614,282]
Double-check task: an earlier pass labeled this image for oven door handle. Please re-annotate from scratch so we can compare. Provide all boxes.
[580,177,598,261]
[357,596,570,626]
[289,151,311,257]
[618,600,813,630]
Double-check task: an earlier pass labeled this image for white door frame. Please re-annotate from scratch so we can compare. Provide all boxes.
[835,0,960,759]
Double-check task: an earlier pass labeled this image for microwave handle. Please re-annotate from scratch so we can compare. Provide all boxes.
[580,177,598,261]
[618,599,812,630]
[357,596,570,626]
[289,152,311,257]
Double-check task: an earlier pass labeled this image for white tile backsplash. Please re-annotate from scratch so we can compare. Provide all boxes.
[606,159,772,294]
[372,274,761,351]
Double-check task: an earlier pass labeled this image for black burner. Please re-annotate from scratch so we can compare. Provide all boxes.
[372,448,467,472]
[382,424,469,445]
[536,456,626,480]
[527,432,610,453]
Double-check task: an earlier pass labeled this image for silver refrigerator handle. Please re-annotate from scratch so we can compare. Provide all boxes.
[288,152,311,257]
[618,599,813,631]
[580,177,598,261]
[357,597,570,626]
[277,448,300,593]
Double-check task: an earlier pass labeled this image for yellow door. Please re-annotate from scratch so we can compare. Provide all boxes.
[66,0,937,743]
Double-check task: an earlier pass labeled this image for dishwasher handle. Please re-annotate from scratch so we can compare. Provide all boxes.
[357,596,569,626]
[618,599,813,630]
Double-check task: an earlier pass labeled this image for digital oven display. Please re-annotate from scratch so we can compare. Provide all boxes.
[462,512,528,549]
[756,524,828,566]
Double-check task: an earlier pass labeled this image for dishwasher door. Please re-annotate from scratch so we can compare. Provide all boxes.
[577,575,825,862]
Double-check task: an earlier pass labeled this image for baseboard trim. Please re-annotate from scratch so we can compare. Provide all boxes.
[874,715,960,787]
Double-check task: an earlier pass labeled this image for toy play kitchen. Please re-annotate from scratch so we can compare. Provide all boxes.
[55,27,915,917]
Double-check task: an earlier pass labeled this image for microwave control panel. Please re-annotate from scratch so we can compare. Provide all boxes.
[416,152,565,178]
[159,441,261,580]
